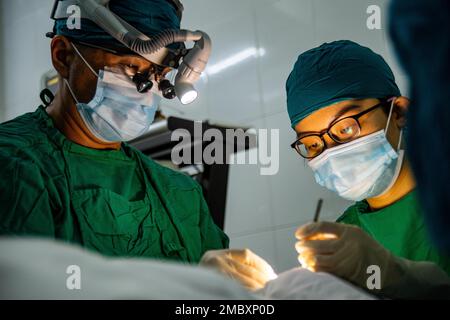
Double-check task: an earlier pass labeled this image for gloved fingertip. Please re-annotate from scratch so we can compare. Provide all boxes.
[295,240,307,253]
[295,222,317,239]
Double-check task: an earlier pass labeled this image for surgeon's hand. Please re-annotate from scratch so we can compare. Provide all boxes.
[200,249,277,291]
[295,221,402,291]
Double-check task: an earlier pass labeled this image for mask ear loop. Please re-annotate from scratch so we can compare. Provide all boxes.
[64,78,80,105]
[384,98,395,134]
[376,98,405,197]
[385,97,404,152]
[64,43,101,105]
[71,43,99,78]
[396,128,404,151]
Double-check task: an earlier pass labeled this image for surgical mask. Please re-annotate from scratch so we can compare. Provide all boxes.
[308,99,404,201]
[64,44,161,143]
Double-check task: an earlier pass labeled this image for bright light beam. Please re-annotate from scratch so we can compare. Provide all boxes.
[206,47,266,76]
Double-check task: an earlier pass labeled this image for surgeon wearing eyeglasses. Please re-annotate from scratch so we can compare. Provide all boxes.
[288,40,450,299]
[0,0,228,263]
[201,41,450,298]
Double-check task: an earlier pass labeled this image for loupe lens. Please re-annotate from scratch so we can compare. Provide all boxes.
[159,79,177,99]
[133,73,153,93]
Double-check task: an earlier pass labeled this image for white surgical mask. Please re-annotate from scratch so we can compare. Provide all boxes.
[308,99,404,201]
[65,44,161,143]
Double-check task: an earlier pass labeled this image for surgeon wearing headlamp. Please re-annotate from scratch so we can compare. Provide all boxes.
[289,40,450,299]
[0,0,228,263]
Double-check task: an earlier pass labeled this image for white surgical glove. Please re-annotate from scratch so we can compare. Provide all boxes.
[200,249,277,291]
[295,221,450,299]
[295,222,395,286]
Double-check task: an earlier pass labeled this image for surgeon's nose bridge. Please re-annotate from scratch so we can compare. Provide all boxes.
[323,133,338,149]
[131,62,153,75]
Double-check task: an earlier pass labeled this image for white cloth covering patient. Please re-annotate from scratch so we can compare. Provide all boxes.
[0,238,374,300]
[259,269,374,300]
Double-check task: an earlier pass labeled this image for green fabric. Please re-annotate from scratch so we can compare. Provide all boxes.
[0,106,228,263]
[286,40,401,128]
[337,191,450,275]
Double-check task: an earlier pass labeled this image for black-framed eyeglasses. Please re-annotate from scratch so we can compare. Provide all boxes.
[290,100,389,159]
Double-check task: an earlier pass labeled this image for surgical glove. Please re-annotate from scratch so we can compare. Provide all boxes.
[295,221,401,293]
[200,249,277,291]
[295,222,450,299]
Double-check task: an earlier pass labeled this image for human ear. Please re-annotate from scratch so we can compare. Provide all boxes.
[393,96,410,129]
[50,36,75,79]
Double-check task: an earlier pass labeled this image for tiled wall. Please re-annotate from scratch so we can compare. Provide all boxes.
[0,0,406,273]
[0,0,54,121]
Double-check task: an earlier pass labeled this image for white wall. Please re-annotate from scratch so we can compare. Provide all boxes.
[0,0,54,121]
[0,0,406,273]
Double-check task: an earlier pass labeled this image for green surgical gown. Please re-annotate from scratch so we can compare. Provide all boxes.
[0,106,228,263]
[338,191,450,275]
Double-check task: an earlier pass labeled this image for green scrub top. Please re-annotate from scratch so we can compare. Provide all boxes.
[0,106,228,263]
[338,191,450,275]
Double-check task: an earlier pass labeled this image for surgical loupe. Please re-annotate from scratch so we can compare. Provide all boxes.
[48,0,211,105]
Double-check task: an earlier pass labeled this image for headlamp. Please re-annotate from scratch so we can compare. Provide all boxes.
[49,0,211,105]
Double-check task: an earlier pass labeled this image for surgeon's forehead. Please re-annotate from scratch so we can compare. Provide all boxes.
[104,51,173,74]
[78,44,150,67]
[294,98,380,135]
[104,51,151,66]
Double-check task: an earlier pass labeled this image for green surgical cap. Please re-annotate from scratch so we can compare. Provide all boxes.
[286,40,401,128]
[53,0,181,53]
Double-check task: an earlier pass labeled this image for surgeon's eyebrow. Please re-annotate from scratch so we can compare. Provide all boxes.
[296,104,365,139]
